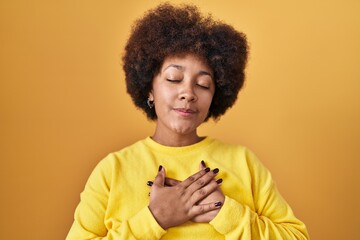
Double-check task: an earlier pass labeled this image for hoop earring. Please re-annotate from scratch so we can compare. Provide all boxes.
[147,98,154,109]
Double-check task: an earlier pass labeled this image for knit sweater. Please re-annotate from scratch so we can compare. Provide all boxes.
[66,137,309,239]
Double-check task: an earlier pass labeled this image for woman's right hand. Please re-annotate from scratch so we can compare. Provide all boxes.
[148,166,222,230]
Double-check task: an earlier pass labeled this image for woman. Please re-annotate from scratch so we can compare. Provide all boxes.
[67,3,309,239]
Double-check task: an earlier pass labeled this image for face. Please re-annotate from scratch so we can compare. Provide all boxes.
[149,54,215,138]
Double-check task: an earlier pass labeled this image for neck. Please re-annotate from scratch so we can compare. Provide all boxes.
[151,128,203,147]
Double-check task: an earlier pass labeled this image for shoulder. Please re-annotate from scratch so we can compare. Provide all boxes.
[94,138,149,172]
[108,138,149,159]
[208,138,251,159]
[208,138,267,171]
[208,138,246,151]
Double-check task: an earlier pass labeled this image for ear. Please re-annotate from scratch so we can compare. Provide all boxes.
[148,91,154,101]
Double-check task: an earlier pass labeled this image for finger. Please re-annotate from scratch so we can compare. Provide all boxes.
[189,201,223,218]
[181,168,210,188]
[200,160,206,170]
[153,165,166,188]
[190,179,222,205]
[165,177,181,186]
[186,168,220,195]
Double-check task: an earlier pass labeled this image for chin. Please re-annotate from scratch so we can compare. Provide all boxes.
[171,124,197,135]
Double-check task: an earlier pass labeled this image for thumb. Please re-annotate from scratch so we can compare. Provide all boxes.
[154,165,166,187]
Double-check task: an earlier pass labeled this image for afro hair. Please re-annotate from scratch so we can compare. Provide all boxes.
[123,3,248,120]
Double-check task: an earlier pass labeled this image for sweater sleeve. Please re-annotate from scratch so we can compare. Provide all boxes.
[66,156,167,240]
[209,149,310,240]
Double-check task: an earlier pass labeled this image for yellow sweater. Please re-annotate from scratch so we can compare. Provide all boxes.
[67,137,309,239]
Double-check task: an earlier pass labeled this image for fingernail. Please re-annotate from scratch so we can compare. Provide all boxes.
[205,167,210,172]
[213,168,219,174]
[147,181,153,186]
[216,179,223,184]
[158,165,163,172]
[201,160,206,168]
[215,201,222,207]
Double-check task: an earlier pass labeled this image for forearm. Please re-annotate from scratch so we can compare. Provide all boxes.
[66,205,166,240]
[210,196,309,240]
[66,158,167,240]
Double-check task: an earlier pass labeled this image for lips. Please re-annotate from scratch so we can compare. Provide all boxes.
[173,108,197,116]
[174,108,196,113]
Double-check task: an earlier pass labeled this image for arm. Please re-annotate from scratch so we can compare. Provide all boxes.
[66,157,166,240]
[209,149,310,239]
[210,189,309,239]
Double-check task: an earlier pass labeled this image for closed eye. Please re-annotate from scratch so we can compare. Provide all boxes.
[166,79,181,83]
[196,83,210,89]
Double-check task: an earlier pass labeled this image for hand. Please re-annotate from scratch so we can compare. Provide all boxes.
[161,162,225,223]
[148,166,222,229]
[192,161,225,222]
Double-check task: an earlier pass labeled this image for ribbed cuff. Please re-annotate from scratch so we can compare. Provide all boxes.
[210,196,249,235]
[128,206,167,239]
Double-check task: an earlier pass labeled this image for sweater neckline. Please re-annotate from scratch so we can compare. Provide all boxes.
[143,136,213,155]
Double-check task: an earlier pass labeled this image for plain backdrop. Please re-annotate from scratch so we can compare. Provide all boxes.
[1,0,359,239]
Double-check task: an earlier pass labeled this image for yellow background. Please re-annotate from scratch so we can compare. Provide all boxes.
[1,0,359,239]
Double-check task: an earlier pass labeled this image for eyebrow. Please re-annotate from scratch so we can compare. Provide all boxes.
[199,70,213,78]
[164,64,183,71]
[163,64,213,78]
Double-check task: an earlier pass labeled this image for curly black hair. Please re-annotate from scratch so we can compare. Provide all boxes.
[122,3,248,120]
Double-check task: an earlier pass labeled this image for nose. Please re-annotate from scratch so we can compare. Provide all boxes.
[179,83,197,102]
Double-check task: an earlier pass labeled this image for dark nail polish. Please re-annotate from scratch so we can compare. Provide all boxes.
[216,179,223,184]
[147,181,153,186]
[213,168,219,174]
[205,167,210,172]
[201,160,206,168]
[158,165,163,172]
[215,201,222,207]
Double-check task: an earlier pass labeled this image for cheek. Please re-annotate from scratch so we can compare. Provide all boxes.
[153,85,173,100]
[199,92,214,108]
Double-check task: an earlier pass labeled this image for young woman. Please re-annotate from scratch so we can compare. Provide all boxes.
[67,3,309,239]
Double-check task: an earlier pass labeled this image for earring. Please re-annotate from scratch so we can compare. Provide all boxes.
[147,98,154,109]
